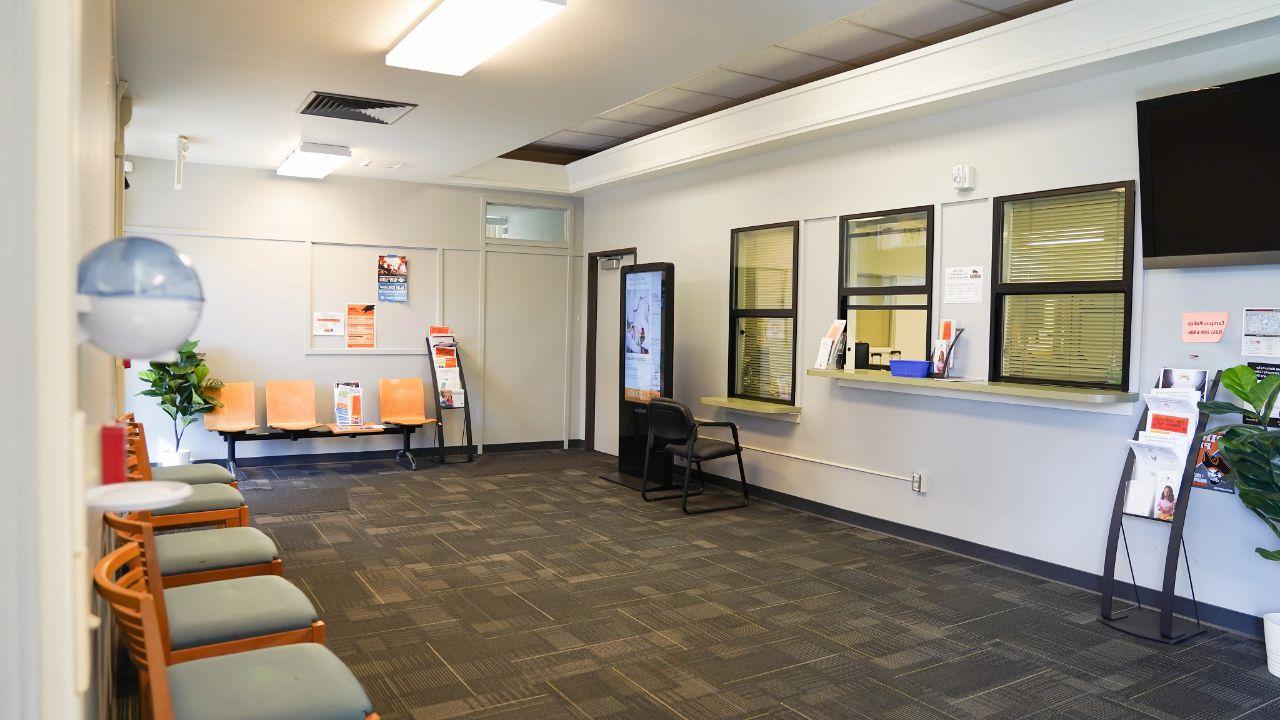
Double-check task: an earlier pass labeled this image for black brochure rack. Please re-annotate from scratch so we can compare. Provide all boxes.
[1098,370,1221,644]
[426,333,476,464]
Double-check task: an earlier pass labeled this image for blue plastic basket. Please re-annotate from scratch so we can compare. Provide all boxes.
[889,359,931,378]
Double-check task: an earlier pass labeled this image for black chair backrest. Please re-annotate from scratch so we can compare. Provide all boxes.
[646,398,694,443]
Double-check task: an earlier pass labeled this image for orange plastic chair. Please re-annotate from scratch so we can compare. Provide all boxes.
[204,382,259,433]
[265,380,321,431]
[378,378,437,470]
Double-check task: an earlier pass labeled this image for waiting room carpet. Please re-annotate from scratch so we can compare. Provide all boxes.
[223,452,1280,717]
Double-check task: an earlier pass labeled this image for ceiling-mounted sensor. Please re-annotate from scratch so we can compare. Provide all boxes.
[359,158,407,170]
[299,91,417,125]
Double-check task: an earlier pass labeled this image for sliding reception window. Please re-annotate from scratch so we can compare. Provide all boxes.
[990,181,1135,390]
[838,206,933,368]
[729,222,799,404]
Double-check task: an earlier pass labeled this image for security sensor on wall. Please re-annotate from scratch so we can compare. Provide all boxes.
[174,136,190,190]
[951,164,974,192]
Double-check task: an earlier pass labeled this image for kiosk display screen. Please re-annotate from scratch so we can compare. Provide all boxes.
[623,270,664,403]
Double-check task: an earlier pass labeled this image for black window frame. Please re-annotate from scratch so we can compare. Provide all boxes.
[837,205,934,370]
[728,221,800,405]
[988,180,1136,391]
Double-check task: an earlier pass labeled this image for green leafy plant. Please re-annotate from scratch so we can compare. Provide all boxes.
[1200,365,1280,560]
[135,339,224,452]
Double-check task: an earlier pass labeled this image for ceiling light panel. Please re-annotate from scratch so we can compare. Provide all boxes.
[277,142,351,179]
[676,68,781,99]
[386,0,566,76]
[779,21,907,63]
[722,46,841,83]
[850,0,989,39]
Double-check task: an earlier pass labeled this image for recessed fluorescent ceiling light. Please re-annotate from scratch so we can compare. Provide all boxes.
[387,0,566,76]
[277,142,351,179]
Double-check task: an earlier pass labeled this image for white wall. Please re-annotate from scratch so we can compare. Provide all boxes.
[123,158,585,461]
[583,35,1280,621]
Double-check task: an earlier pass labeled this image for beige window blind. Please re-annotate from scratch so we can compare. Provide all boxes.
[996,185,1131,388]
[732,225,796,403]
[1000,293,1125,386]
[734,317,794,400]
[1001,189,1127,284]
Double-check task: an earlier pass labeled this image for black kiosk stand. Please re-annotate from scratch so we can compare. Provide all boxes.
[1098,370,1220,644]
[601,262,676,491]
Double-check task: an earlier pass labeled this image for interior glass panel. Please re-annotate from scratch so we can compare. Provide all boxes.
[843,210,929,288]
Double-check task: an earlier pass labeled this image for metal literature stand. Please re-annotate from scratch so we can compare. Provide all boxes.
[426,333,476,464]
[1098,370,1221,644]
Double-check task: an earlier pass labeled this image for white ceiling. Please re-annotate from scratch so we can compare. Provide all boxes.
[521,0,1066,157]
[117,0,881,183]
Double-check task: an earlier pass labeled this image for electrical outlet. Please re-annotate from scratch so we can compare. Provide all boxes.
[911,472,925,493]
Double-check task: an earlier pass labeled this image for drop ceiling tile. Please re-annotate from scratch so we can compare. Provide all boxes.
[596,103,689,127]
[963,0,1039,11]
[539,130,621,150]
[635,86,731,114]
[1003,0,1069,18]
[916,11,1007,44]
[676,68,782,99]
[845,39,927,68]
[566,117,652,139]
[849,0,990,40]
[778,20,906,63]
[723,45,843,83]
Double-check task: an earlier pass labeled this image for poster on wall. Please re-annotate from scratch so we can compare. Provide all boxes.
[623,270,663,403]
[333,381,363,427]
[1245,362,1280,428]
[312,311,344,336]
[346,304,376,349]
[1242,307,1280,357]
[377,254,408,303]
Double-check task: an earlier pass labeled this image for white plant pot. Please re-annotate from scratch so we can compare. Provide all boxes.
[158,449,192,467]
[1265,613,1280,678]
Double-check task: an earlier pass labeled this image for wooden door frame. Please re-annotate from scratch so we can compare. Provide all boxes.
[584,247,636,451]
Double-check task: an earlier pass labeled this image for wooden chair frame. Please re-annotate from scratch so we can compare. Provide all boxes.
[94,544,377,720]
[121,420,248,530]
[118,413,239,489]
[105,512,283,589]
[100,521,323,664]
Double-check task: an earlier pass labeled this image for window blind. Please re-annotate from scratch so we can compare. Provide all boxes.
[735,317,794,401]
[735,228,794,309]
[1001,189,1127,284]
[1000,293,1125,386]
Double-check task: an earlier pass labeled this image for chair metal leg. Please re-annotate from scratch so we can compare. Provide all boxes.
[736,449,749,504]
[679,455,695,514]
[681,453,749,515]
[396,427,417,470]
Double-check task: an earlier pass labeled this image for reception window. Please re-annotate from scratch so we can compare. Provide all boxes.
[839,207,933,368]
[990,182,1134,390]
[730,222,798,404]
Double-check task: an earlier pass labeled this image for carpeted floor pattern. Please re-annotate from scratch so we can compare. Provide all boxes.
[116,449,1280,719]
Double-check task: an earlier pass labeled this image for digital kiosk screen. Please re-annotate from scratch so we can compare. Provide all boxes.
[623,270,664,403]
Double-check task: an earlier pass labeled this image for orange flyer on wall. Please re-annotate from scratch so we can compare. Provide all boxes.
[346,304,376,349]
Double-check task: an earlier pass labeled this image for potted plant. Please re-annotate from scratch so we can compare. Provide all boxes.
[1199,365,1280,674]
[135,339,223,466]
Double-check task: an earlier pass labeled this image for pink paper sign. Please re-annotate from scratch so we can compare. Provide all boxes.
[1182,312,1228,343]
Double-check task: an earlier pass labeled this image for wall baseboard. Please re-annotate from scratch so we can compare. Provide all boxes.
[694,471,1262,640]
[195,439,585,469]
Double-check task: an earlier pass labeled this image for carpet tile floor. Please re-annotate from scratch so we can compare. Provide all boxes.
[130,450,1280,719]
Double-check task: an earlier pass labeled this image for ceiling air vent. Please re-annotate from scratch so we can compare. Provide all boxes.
[298,91,417,125]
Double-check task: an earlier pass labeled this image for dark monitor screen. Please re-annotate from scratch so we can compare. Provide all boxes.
[1137,71,1280,266]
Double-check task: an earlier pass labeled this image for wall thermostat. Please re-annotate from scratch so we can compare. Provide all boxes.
[951,164,974,191]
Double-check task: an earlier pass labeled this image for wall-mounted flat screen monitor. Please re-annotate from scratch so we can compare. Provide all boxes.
[1138,70,1280,268]
[621,265,672,403]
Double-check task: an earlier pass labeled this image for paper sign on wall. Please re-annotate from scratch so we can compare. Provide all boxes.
[1181,311,1227,343]
[943,266,983,304]
[346,304,375,349]
[1242,307,1280,357]
[312,311,344,336]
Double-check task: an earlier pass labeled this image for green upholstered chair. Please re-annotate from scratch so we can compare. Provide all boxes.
[103,517,323,664]
[94,542,377,720]
[105,513,281,588]
[148,482,249,530]
[152,463,236,486]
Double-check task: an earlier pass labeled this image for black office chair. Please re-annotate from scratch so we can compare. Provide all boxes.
[640,398,749,514]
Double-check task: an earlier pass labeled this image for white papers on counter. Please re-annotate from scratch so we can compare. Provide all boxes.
[813,320,846,370]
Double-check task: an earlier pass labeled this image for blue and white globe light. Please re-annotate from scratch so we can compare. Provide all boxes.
[77,236,204,361]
